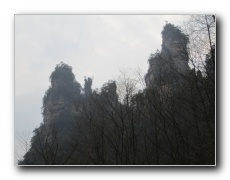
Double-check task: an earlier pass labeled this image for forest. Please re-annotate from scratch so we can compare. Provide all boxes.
[18,15,215,165]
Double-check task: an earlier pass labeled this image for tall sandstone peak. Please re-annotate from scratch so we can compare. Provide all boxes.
[42,62,81,125]
[145,23,189,89]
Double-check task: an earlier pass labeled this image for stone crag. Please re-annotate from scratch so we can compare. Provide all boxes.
[42,62,81,126]
[145,23,190,89]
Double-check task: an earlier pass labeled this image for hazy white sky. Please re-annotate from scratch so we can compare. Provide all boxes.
[15,15,186,161]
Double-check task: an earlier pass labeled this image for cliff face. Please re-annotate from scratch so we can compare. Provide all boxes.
[145,23,189,89]
[43,94,76,125]
[42,62,81,125]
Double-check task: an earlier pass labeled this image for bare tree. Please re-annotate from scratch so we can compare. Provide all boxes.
[182,15,215,72]
[15,130,31,164]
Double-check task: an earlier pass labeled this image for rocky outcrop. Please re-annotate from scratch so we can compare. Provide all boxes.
[42,62,81,125]
[145,23,190,89]
[43,95,76,125]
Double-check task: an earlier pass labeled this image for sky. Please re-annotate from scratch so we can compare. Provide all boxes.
[14,15,186,162]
